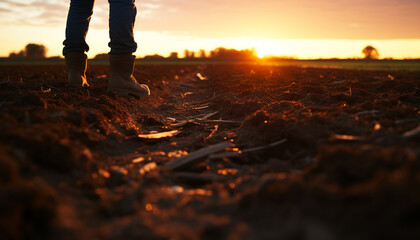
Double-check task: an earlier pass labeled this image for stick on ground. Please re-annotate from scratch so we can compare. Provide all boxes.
[166,142,233,170]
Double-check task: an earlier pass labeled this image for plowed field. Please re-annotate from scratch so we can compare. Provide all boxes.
[1,64,420,239]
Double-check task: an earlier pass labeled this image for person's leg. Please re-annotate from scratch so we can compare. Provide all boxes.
[108,0,137,54]
[63,0,94,87]
[107,0,149,97]
[63,0,95,55]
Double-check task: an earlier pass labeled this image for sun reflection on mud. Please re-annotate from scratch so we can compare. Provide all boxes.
[132,157,145,163]
[167,150,188,158]
[165,186,212,197]
[217,168,238,176]
[169,186,184,194]
[139,162,157,175]
[186,188,212,196]
[98,169,110,178]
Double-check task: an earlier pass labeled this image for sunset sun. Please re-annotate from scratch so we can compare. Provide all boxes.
[256,46,270,59]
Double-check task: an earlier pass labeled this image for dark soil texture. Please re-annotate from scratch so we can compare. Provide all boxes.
[1,63,420,240]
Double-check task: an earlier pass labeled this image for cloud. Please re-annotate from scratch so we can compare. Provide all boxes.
[0,0,420,39]
[0,0,27,7]
[133,0,420,39]
[0,0,68,26]
[0,8,12,12]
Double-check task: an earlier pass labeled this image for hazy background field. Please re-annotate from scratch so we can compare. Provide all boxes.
[1,58,419,71]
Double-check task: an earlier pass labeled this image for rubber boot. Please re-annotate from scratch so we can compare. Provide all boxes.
[65,52,88,87]
[108,54,150,97]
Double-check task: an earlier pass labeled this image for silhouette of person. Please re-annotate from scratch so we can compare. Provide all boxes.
[63,0,150,97]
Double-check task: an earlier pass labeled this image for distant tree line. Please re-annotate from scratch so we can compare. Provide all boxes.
[209,48,257,60]
[135,46,380,61]
[91,45,381,61]
[6,43,382,61]
[118,47,258,61]
[9,43,47,59]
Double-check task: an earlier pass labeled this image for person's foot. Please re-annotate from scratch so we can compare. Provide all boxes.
[107,54,150,97]
[108,76,150,97]
[65,52,89,87]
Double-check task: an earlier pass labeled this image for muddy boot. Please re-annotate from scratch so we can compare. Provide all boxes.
[65,52,89,87]
[108,54,150,97]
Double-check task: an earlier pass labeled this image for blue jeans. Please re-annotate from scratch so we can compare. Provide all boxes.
[63,0,138,55]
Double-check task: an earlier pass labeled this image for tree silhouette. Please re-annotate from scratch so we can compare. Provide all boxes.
[9,43,47,58]
[209,47,257,60]
[168,52,178,59]
[184,49,192,59]
[362,45,379,59]
[9,50,25,59]
[94,53,109,60]
[199,49,206,59]
[25,43,47,58]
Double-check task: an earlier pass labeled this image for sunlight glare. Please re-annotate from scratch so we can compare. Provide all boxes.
[257,49,266,58]
[256,45,271,59]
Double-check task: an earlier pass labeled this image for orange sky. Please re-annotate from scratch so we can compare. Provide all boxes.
[1,0,420,59]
